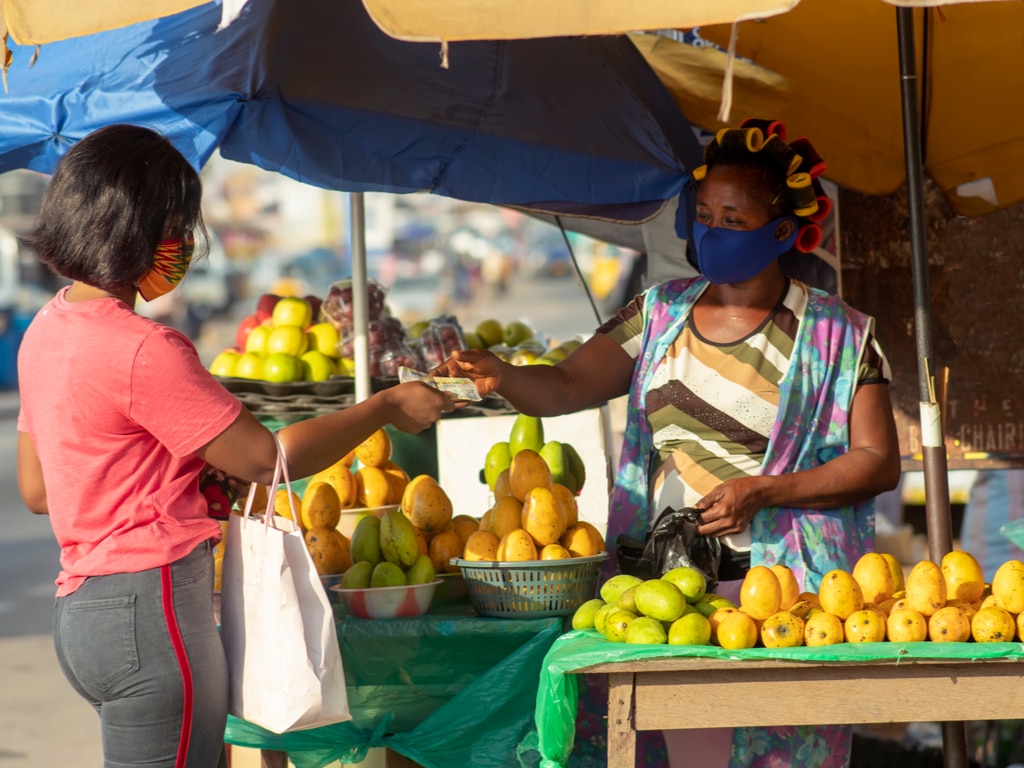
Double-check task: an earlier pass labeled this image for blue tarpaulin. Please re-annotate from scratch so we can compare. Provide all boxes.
[0,0,701,223]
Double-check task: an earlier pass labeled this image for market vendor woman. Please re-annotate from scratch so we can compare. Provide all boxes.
[15,124,455,768]
[434,118,901,768]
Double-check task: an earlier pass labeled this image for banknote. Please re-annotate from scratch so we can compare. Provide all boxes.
[398,366,482,401]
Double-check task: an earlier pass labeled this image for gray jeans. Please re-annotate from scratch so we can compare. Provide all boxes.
[54,540,229,768]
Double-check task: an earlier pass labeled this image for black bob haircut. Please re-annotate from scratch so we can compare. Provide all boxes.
[21,124,208,292]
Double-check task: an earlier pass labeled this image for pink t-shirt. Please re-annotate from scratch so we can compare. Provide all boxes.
[17,287,243,596]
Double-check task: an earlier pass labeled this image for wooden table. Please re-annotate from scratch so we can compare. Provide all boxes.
[574,655,1024,768]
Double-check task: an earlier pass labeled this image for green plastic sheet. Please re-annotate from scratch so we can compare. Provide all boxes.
[224,610,563,768]
[531,629,1024,768]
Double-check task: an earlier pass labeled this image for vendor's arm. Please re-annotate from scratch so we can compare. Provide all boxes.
[433,333,634,417]
[694,382,901,537]
[196,381,454,486]
[17,431,48,515]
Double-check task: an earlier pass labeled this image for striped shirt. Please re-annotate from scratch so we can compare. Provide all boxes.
[600,279,889,552]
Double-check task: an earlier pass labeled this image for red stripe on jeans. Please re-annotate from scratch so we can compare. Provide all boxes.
[161,564,194,768]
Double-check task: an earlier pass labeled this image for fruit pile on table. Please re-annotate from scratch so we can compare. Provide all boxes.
[574,550,1024,648]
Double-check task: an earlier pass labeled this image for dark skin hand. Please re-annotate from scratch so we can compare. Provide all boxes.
[435,163,901,536]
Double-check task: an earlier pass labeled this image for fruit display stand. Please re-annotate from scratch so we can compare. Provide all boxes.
[224,607,564,768]
[532,630,1024,768]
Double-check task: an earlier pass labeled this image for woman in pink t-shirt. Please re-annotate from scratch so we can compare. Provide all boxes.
[15,124,455,768]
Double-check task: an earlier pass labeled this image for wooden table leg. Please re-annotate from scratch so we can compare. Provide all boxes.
[260,749,288,768]
[606,672,636,768]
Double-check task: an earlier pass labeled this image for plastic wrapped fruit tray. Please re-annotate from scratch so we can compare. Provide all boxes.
[450,553,608,618]
[214,375,391,420]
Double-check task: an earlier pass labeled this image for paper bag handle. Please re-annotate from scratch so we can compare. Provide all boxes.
[239,432,301,533]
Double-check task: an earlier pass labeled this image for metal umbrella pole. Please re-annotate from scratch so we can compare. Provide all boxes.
[895,8,965,767]
[347,191,371,403]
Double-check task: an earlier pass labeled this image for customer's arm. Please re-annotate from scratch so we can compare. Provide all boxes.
[694,383,902,537]
[16,431,48,515]
[196,381,454,486]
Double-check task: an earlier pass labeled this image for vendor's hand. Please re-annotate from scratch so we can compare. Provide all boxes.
[382,381,457,433]
[431,349,504,399]
[693,476,769,537]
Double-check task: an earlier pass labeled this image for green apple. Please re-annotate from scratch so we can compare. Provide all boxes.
[266,325,309,357]
[337,357,356,376]
[503,320,534,346]
[300,350,336,382]
[244,325,272,355]
[209,349,240,377]
[306,322,341,357]
[462,331,484,350]
[407,320,430,340]
[271,296,313,328]
[263,353,303,383]
[509,348,538,366]
[475,318,503,348]
[234,352,266,380]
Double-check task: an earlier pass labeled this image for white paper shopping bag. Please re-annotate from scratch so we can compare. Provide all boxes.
[219,435,351,733]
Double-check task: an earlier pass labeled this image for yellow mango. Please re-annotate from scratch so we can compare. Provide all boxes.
[560,521,605,557]
[991,559,1024,614]
[428,528,463,574]
[852,552,895,605]
[355,466,392,508]
[354,428,391,468]
[803,611,845,647]
[768,564,800,610]
[540,544,572,560]
[549,483,579,527]
[715,611,758,650]
[844,608,886,643]
[310,460,358,508]
[905,559,947,617]
[928,604,972,642]
[305,527,352,575]
[499,529,538,562]
[493,469,513,500]
[379,460,410,505]
[818,569,864,620]
[886,607,928,642]
[451,514,479,545]
[738,565,782,620]
[300,481,342,531]
[463,530,500,561]
[273,488,301,521]
[941,550,985,603]
[508,448,552,502]
[972,605,1017,642]
[489,496,524,540]
[401,475,439,516]
[521,487,567,546]
[879,552,905,593]
[405,480,454,538]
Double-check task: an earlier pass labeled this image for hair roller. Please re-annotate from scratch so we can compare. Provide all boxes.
[691,164,707,182]
[795,222,822,253]
[789,137,827,179]
[760,135,799,175]
[740,118,787,142]
[806,193,832,223]
[716,127,764,156]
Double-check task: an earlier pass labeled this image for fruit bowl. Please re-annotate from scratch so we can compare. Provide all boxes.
[331,579,442,619]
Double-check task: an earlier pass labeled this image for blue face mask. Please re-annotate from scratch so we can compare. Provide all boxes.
[691,218,797,284]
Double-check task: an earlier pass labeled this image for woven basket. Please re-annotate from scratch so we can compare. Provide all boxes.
[450,553,607,618]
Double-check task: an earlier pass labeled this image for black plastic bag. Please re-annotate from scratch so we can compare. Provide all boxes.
[615,506,721,591]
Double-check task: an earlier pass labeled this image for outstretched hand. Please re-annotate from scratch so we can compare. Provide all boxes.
[431,349,505,399]
[384,381,457,433]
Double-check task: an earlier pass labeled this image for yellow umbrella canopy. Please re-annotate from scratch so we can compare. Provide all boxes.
[697,0,1024,217]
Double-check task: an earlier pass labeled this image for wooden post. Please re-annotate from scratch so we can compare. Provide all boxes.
[606,672,636,768]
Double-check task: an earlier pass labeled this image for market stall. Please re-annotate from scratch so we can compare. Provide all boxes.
[225,609,563,768]
[534,632,1024,768]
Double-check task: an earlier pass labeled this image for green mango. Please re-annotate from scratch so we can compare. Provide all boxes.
[341,560,373,589]
[370,561,407,588]
[350,515,382,566]
[405,554,436,585]
[539,440,571,488]
[563,442,586,493]
[483,441,513,490]
[508,413,544,456]
[379,509,419,569]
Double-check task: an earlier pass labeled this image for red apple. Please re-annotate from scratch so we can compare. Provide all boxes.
[235,314,260,351]
[304,294,323,322]
[255,293,282,322]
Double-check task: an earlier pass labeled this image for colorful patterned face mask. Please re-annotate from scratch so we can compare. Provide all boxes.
[136,232,195,301]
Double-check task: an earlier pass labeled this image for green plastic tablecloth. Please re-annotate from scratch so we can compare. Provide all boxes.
[224,609,563,768]
[531,629,1024,768]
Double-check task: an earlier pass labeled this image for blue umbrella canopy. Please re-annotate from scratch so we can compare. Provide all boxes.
[0,0,700,223]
